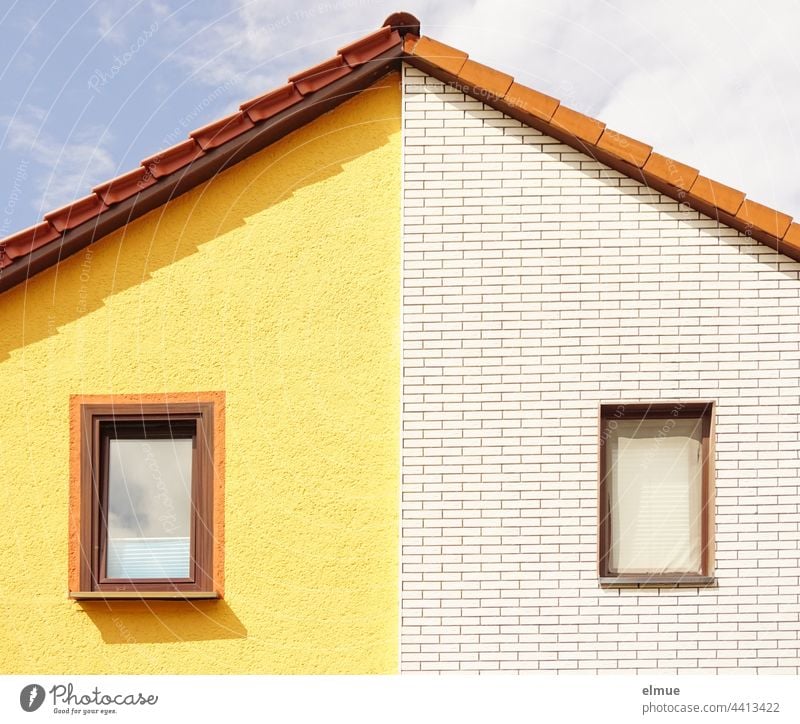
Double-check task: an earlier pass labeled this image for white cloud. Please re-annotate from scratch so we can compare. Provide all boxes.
[432,0,800,214]
[2,105,117,214]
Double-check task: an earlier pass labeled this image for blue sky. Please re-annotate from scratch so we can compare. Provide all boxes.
[2,0,800,238]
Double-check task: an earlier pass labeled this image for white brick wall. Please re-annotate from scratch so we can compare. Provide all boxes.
[400,63,800,673]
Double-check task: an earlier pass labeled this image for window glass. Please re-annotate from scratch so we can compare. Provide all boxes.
[106,438,193,579]
[607,417,703,574]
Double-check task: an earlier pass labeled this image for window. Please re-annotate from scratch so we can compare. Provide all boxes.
[70,395,224,599]
[598,401,714,585]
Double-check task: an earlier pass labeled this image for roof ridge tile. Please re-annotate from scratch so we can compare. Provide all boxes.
[643,152,699,192]
[141,138,205,179]
[781,222,800,251]
[503,82,560,123]
[44,194,108,232]
[338,26,400,67]
[190,111,256,150]
[93,167,157,206]
[288,55,351,95]
[457,59,513,100]
[0,221,61,264]
[240,83,304,123]
[596,128,652,168]
[688,175,745,217]
[402,32,420,54]
[550,104,605,146]
[736,198,792,239]
[408,36,468,77]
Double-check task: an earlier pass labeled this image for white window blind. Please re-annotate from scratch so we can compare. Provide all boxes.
[607,417,703,574]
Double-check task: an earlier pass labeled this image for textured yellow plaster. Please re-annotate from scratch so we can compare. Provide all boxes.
[0,73,400,674]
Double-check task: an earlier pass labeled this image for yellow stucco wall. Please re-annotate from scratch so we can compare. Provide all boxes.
[0,73,400,674]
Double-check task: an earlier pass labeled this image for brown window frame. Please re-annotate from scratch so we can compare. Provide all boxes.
[598,401,715,587]
[72,399,221,599]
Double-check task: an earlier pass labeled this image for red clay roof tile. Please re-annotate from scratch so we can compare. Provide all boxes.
[736,199,792,239]
[141,139,204,179]
[503,82,559,122]
[288,56,351,95]
[93,167,157,206]
[403,33,420,54]
[0,221,60,260]
[457,59,513,99]
[44,194,107,232]
[596,128,652,168]
[688,176,745,216]
[408,36,468,77]
[240,83,304,123]
[551,105,605,145]
[643,152,699,192]
[780,223,800,258]
[190,111,256,150]
[338,26,400,67]
[782,222,800,248]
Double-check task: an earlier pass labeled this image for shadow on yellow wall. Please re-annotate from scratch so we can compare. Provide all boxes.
[77,601,246,644]
[0,76,399,362]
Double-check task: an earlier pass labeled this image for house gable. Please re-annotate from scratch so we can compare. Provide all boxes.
[400,63,800,673]
[0,74,401,674]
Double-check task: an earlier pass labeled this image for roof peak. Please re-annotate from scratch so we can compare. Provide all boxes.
[383,11,420,37]
[2,15,799,294]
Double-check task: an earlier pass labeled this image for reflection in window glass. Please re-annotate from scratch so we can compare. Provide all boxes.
[106,438,192,579]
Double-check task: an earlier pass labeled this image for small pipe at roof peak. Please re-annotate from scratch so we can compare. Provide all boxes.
[383,11,421,37]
